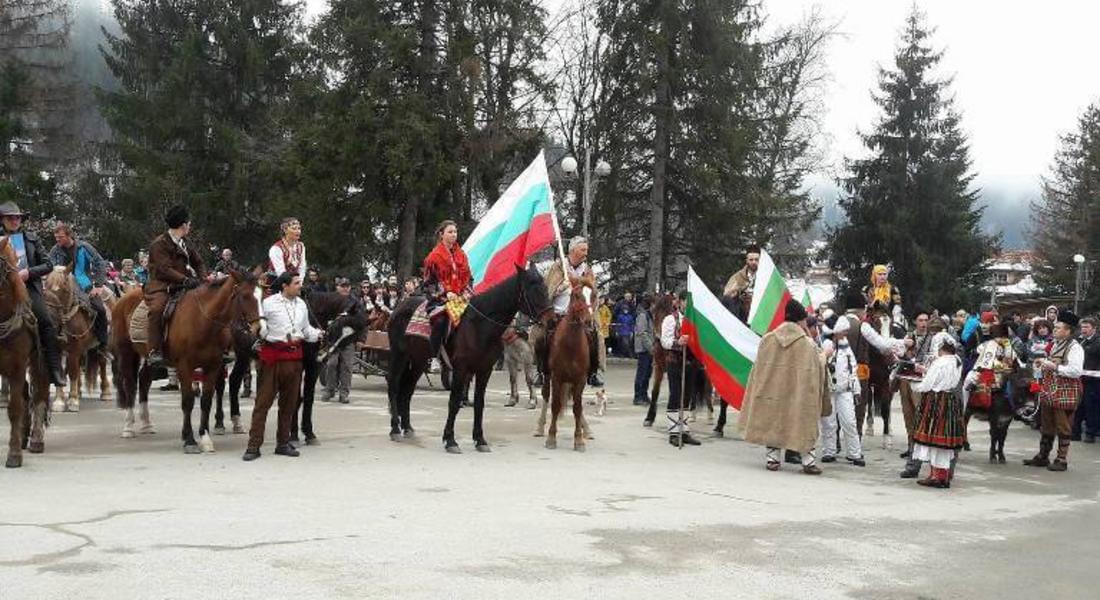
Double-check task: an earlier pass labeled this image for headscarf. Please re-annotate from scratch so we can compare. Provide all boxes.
[869,264,892,305]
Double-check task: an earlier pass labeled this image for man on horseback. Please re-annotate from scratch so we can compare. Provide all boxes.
[421,220,472,357]
[536,236,604,386]
[722,247,759,318]
[145,205,207,366]
[0,202,65,386]
[48,223,111,352]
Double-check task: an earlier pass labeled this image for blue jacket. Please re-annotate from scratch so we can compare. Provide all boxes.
[49,240,107,292]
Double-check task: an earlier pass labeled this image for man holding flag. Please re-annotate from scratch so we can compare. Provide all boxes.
[534,236,604,386]
[661,290,703,447]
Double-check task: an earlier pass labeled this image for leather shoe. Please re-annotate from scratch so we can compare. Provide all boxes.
[899,450,911,459]
[1047,460,1068,472]
[668,433,701,447]
[274,444,300,457]
[1023,455,1050,467]
[242,448,261,461]
[802,465,822,475]
[846,457,866,467]
[821,455,837,463]
[784,450,802,465]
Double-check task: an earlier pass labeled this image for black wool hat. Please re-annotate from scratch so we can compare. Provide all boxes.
[784,299,808,323]
[1057,309,1080,328]
[165,205,190,229]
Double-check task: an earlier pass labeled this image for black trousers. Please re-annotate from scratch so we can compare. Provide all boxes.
[29,289,62,373]
[89,294,109,348]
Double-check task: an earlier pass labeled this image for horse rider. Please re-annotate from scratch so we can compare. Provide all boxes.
[145,205,207,366]
[420,219,472,357]
[47,223,111,353]
[268,216,306,282]
[722,246,759,318]
[213,247,240,277]
[0,202,66,386]
[534,236,604,387]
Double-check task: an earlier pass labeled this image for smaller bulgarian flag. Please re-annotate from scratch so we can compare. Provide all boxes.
[464,151,559,293]
[684,267,761,409]
[801,288,814,313]
[746,248,792,336]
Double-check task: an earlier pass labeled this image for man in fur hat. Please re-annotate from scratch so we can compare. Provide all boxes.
[738,300,830,474]
[1024,309,1085,472]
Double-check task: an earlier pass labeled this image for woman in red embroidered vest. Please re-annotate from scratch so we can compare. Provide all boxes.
[268,217,307,278]
[243,272,322,462]
[421,220,472,353]
[1024,309,1084,472]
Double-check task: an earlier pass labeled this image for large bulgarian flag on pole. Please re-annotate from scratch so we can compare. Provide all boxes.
[464,151,560,293]
[745,248,793,336]
[684,267,761,410]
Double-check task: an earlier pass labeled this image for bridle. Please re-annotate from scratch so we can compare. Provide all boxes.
[463,274,551,332]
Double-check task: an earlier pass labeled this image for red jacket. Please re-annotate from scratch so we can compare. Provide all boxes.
[422,242,471,296]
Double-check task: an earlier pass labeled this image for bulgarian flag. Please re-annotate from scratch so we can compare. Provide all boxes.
[684,267,761,409]
[801,288,814,313]
[464,151,559,293]
[746,248,792,336]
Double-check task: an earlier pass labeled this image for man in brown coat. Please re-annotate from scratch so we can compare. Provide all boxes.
[144,205,207,365]
[738,300,830,475]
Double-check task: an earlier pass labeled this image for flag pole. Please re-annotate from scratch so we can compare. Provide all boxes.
[679,344,687,450]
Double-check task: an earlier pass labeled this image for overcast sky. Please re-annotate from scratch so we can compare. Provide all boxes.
[303,0,1100,202]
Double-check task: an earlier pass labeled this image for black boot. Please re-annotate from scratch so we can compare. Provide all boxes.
[900,459,922,478]
[40,323,66,387]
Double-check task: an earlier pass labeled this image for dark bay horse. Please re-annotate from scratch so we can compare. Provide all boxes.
[645,294,675,426]
[540,282,591,451]
[0,236,50,468]
[387,264,551,453]
[111,270,260,452]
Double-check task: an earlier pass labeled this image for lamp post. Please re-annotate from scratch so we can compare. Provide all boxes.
[1074,254,1086,314]
[561,148,611,239]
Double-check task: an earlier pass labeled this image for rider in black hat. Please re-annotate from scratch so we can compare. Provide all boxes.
[0,202,67,386]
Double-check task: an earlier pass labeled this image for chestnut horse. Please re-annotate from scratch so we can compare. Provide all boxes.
[43,268,97,413]
[386,265,551,453]
[111,270,260,452]
[0,237,50,468]
[644,294,675,426]
[83,286,118,404]
[538,281,591,451]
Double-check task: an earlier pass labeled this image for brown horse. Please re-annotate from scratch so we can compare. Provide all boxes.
[43,267,97,413]
[111,270,260,452]
[644,293,675,426]
[538,282,592,451]
[0,237,50,468]
[83,286,118,404]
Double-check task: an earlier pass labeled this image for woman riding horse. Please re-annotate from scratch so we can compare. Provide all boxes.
[421,220,472,357]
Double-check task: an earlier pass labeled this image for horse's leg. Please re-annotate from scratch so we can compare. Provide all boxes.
[178,366,199,453]
[387,353,406,441]
[29,369,48,454]
[535,364,550,437]
[645,360,664,426]
[213,369,226,434]
[229,358,247,433]
[442,369,464,453]
[199,366,220,452]
[5,373,26,467]
[138,362,155,434]
[573,380,587,452]
[401,366,419,438]
[472,370,491,452]
[506,360,519,407]
[524,358,538,409]
[962,409,973,451]
[67,346,81,412]
[546,377,562,449]
[98,352,111,401]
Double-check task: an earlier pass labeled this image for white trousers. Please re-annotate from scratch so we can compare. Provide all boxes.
[820,391,862,459]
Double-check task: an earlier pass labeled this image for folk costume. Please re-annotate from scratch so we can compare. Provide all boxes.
[268,238,306,278]
[144,206,206,360]
[245,276,322,461]
[1073,327,1100,441]
[661,302,703,447]
[421,238,472,356]
[1025,310,1084,471]
[820,317,864,464]
[738,301,830,474]
[533,242,604,384]
[722,264,756,320]
[910,333,965,488]
[0,202,66,386]
[899,325,935,469]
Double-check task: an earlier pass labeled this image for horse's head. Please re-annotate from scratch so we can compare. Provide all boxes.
[45,266,76,296]
[321,310,369,360]
[516,263,552,323]
[565,277,593,326]
[227,268,262,338]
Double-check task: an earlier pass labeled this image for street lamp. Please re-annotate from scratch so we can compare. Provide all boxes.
[561,148,611,238]
[1074,254,1086,314]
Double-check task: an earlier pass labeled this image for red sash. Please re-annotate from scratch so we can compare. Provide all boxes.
[259,341,303,365]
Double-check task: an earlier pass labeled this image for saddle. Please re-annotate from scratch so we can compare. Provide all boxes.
[129,290,185,345]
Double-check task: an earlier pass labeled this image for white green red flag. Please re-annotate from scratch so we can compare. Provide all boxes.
[464,151,558,293]
[746,248,792,336]
[684,267,761,409]
[801,288,814,313]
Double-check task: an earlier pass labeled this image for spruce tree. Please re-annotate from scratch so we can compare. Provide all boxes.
[828,8,994,312]
[1031,103,1100,309]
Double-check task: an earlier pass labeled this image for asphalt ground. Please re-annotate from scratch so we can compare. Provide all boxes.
[2,360,1099,599]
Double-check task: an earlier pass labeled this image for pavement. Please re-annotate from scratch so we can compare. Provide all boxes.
[2,361,1100,599]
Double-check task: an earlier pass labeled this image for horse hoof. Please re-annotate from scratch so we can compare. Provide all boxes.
[389,432,402,442]
[533,431,544,438]
[574,444,586,453]
[28,441,44,454]
[445,444,463,454]
[121,429,135,439]
[51,400,65,413]
[476,444,492,453]
[67,402,80,413]
[584,432,594,440]
[183,444,201,455]
[998,456,1006,465]
[5,454,22,468]
[545,439,557,450]
[199,433,216,453]
[140,425,156,435]
[232,425,245,434]
[213,426,226,436]
[403,429,416,439]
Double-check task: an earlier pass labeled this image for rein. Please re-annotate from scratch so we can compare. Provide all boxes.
[0,247,34,341]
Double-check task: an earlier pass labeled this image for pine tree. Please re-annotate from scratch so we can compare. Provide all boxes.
[828,8,994,312]
[1031,103,1100,308]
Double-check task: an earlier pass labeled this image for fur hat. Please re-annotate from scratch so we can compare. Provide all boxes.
[165,205,190,229]
[1057,309,1080,328]
[784,299,808,323]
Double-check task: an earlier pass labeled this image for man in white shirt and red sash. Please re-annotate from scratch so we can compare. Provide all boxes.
[244,272,322,461]
[1024,309,1084,472]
